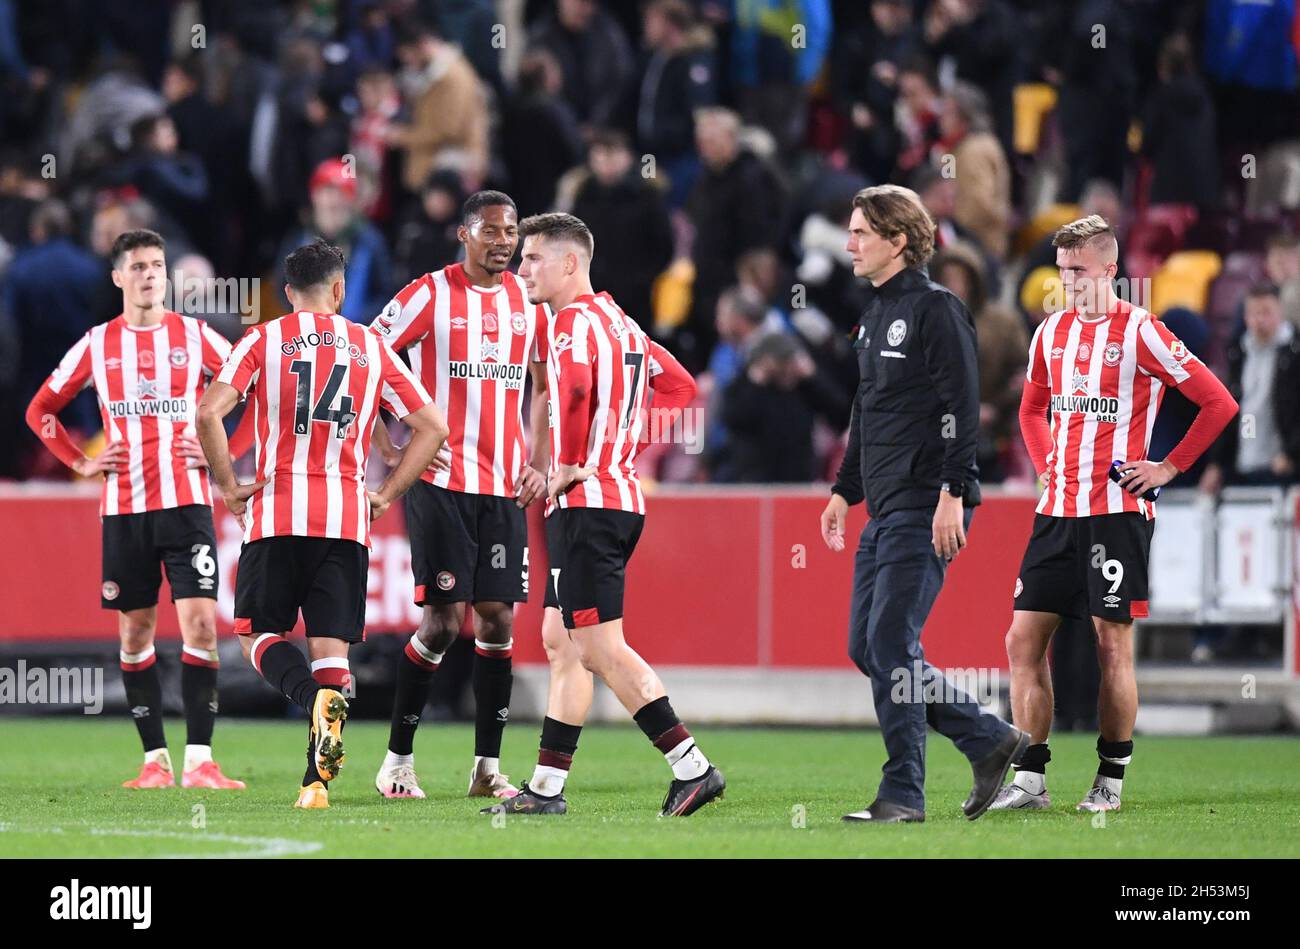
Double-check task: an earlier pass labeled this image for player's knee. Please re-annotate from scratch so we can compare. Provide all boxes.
[474,603,514,644]
[1005,626,1035,664]
[184,616,218,650]
[541,626,570,663]
[418,606,461,653]
[572,635,608,675]
[119,621,155,653]
[1094,627,1132,669]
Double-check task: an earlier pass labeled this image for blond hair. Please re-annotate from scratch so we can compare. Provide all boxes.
[1052,214,1118,259]
[852,184,936,269]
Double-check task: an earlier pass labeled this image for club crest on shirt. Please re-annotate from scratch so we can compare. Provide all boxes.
[483,313,498,333]
[886,319,907,347]
[169,346,189,368]
[436,571,455,591]
[102,581,119,601]
[511,312,527,334]
[138,349,154,369]
[1077,342,1091,362]
[1103,342,1123,366]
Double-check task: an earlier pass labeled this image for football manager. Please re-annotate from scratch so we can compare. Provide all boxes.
[819,184,1027,823]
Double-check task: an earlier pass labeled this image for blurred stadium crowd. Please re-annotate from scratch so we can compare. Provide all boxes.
[1,0,1299,496]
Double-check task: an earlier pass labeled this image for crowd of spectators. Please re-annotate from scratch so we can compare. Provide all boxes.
[2,0,1299,511]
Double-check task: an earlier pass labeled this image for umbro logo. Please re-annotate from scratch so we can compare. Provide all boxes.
[496,707,509,723]
[130,705,151,719]
[1103,595,1121,607]
[402,714,420,725]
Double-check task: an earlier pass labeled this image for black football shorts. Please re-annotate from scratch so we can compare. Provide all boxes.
[101,504,219,611]
[1014,512,1154,623]
[233,536,369,642]
[544,507,645,629]
[404,480,529,606]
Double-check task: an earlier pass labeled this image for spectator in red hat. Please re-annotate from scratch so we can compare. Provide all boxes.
[274,157,392,323]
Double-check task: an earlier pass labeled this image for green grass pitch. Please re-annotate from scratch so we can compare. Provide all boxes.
[1,719,1297,858]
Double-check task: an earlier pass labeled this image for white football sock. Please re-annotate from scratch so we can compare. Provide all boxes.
[530,764,568,797]
[665,737,709,781]
[383,750,414,770]
[145,747,172,770]
[1094,774,1123,796]
[183,744,211,772]
[1012,769,1046,794]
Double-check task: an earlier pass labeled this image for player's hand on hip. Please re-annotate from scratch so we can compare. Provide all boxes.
[820,493,849,551]
[176,433,208,469]
[1116,459,1176,496]
[427,445,452,473]
[932,493,966,561]
[223,479,268,524]
[547,463,596,504]
[73,440,128,478]
[515,463,546,508]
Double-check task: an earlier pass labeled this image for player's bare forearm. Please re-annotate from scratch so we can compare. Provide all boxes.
[228,403,256,461]
[197,381,241,493]
[528,361,550,471]
[371,411,402,465]
[376,404,448,504]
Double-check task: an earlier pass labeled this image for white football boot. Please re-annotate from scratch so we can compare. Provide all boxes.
[375,760,426,799]
[988,771,1051,810]
[1076,781,1122,812]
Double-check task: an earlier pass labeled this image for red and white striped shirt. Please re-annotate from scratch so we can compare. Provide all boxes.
[370,263,547,497]
[542,292,673,515]
[1027,300,1208,519]
[36,311,231,516]
[217,311,432,546]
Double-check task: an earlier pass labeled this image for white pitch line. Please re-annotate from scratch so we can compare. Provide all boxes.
[0,823,322,858]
